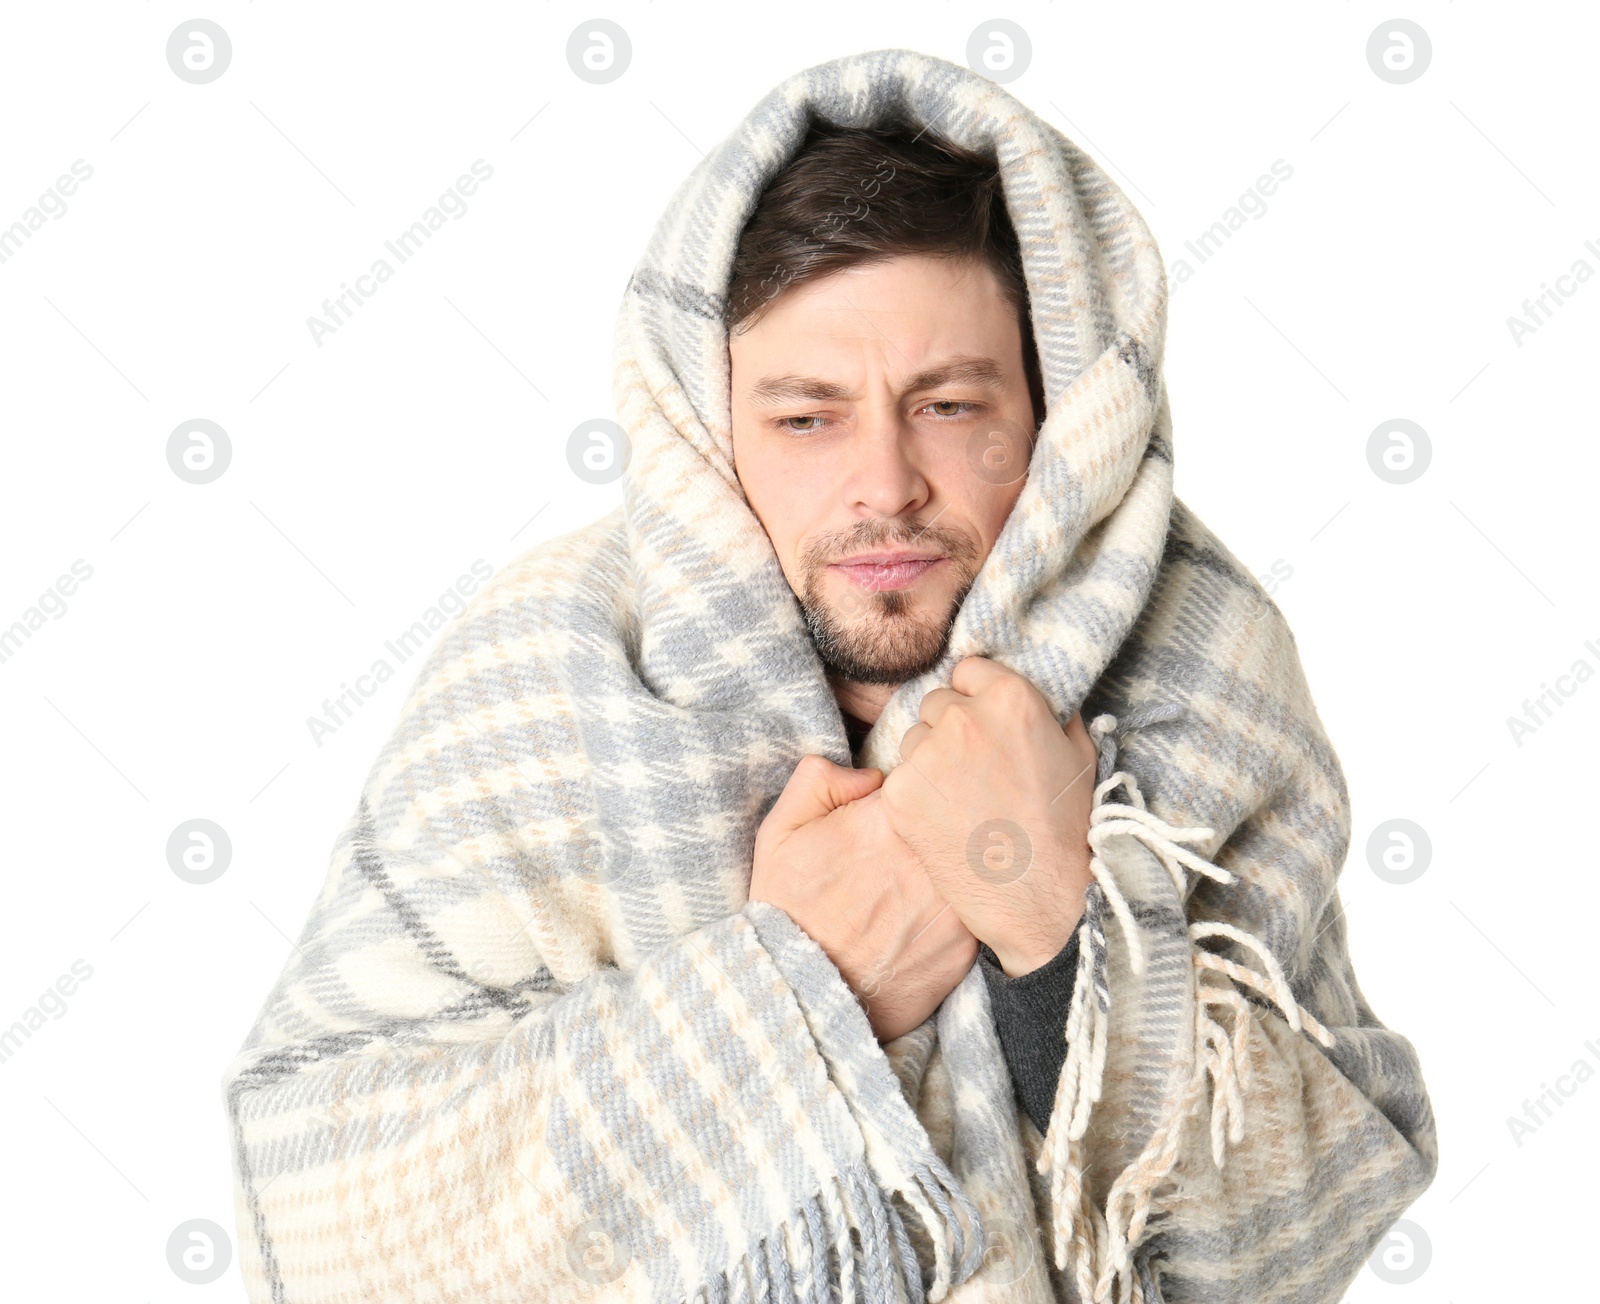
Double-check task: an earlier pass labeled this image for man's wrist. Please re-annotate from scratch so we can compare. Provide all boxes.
[990,939,1065,977]
[971,834,1092,976]
[985,903,1084,977]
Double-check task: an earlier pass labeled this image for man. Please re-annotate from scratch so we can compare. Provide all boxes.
[728,121,1099,1129]
[223,50,1435,1304]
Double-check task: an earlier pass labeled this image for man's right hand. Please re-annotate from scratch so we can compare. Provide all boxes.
[748,754,978,1043]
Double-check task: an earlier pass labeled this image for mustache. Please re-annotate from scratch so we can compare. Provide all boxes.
[798,515,980,574]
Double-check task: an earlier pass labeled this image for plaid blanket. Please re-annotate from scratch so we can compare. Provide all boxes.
[221,46,1437,1303]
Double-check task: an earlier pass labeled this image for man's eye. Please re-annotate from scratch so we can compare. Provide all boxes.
[923,401,981,418]
[778,415,829,434]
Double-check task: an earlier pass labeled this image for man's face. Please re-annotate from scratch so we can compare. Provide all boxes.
[729,253,1036,686]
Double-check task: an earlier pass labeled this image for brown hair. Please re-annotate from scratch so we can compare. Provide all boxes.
[726,117,1045,425]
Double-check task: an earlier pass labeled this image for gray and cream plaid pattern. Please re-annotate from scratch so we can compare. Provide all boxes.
[221,47,1437,1303]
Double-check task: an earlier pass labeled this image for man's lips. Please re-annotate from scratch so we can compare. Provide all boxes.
[829,552,947,593]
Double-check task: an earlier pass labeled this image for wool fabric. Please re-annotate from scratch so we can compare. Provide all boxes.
[221,47,1438,1304]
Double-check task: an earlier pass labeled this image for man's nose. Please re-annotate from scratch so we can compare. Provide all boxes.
[843,406,930,519]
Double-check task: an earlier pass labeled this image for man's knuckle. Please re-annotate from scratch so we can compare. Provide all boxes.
[945,703,981,742]
[794,754,832,781]
[989,670,1033,702]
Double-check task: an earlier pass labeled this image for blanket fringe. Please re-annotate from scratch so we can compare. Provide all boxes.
[843,1094,985,1299]
[907,1159,985,1299]
[1035,714,1337,1303]
[689,1151,978,1304]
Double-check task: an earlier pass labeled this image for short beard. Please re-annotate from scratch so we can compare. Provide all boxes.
[797,516,980,686]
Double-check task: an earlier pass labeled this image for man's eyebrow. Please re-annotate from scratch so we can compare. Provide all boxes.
[745,374,854,407]
[744,355,1008,408]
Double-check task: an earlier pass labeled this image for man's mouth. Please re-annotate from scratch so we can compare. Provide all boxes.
[829,551,947,592]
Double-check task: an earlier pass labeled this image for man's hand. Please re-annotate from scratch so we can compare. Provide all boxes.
[749,756,979,1043]
[880,656,1098,977]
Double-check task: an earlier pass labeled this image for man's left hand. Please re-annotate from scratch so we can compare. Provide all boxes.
[879,655,1099,977]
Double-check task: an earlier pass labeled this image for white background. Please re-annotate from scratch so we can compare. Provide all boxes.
[1,3,1594,1300]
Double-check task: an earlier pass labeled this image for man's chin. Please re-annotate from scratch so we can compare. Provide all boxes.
[799,589,960,685]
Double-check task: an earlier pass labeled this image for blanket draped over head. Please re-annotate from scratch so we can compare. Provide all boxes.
[222,47,1437,1304]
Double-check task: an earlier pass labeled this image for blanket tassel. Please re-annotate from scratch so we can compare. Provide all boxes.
[691,1150,980,1304]
[1036,714,1337,1304]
